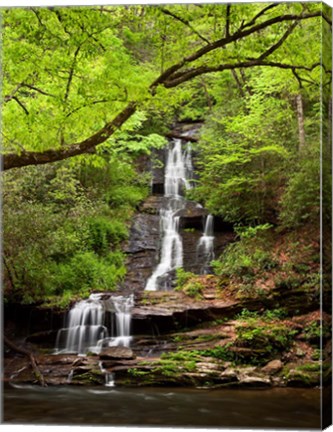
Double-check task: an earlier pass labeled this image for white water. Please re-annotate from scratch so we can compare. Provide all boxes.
[197,214,215,274]
[145,139,193,291]
[99,361,115,387]
[55,293,134,355]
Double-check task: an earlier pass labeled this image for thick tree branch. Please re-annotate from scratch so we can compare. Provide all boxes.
[166,21,299,86]
[164,61,322,88]
[151,11,321,90]
[3,102,137,170]
[258,21,299,60]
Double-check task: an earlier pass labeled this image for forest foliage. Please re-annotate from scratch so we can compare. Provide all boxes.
[2,3,331,306]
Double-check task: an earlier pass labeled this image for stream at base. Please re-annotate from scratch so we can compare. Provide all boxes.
[3,385,320,429]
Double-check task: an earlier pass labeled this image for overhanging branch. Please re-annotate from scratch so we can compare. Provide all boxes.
[164,61,322,88]
[2,9,323,171]
[151,11,321,90]
[3,102,136,170]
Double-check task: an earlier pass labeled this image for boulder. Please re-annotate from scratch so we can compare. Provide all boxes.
[262,359,283,374]
[219,368,239,383]
[99,347,136,360]
[239,375,272,387]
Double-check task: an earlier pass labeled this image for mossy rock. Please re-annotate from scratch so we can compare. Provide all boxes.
[71,369,104,385]
[285,368,320,387]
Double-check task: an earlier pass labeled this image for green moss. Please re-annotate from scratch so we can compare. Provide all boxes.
[296,362,321,372]
[175,268,204,299]
[72,370,104,385]
[285,369,320,387]
[127,368,150,377]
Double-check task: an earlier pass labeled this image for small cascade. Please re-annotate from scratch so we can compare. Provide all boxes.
[99,361,115,387]
[67,369,74,384]
[106,295,133,348]
[197,214,215,274]
[55,293,134,355]
[145,139,193,291]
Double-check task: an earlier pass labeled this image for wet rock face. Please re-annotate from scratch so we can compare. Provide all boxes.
[99,347,135,360]
[123,195,234,293]
[122,212,160,294]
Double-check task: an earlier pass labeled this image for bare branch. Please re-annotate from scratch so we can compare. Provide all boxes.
[166,21,300,86]
[160,7,210,44]
[64,45,81,103]
[3,84,23,102]
[226,4,231,37]
[65,99,109,118]
[21,83,56,98]
[12,96,29,115]
[241,3,280,30]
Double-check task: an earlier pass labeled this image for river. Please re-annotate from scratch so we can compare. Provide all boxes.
[3,385,321,429]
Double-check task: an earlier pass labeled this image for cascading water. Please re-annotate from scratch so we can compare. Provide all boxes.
[145,139,193,291]
[55,293,134,355]
[107,295,133,348]
[197,214,215,273]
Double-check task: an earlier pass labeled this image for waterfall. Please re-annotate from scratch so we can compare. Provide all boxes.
[55,293,134,355]
[108,295,133,348]
[145,139,193,291]
[197,214,215,274]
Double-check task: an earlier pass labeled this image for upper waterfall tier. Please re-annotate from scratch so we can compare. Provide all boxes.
[145,139,193,291]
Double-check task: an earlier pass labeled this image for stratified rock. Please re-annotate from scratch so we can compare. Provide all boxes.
[99,347,136,360]
[239,375,272,387]
[262,359,283,374]
[175,201,208,229]
[139,196,165,215]
[219,368,239,383]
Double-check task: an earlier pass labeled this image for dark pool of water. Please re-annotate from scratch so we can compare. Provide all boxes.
[2,384,321,429]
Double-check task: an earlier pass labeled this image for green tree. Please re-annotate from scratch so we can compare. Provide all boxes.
[2,3,327,170]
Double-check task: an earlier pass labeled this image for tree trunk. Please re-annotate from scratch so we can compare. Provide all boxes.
[296,93,306,152]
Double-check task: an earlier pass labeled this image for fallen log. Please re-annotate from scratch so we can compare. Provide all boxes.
[4,335,47,387]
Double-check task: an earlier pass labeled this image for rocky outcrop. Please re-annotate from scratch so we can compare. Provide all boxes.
[99,347,136,360]
[3,306,328,389]
[123,193,235,294]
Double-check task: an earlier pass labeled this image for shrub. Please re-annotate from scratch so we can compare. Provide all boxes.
[175,268,195,289]
[175,268,204,299]
[51,251,126,296]
[236,322,297,352]
[212,239,277,281]
[280,157,320,229]
[88,216,128,254]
